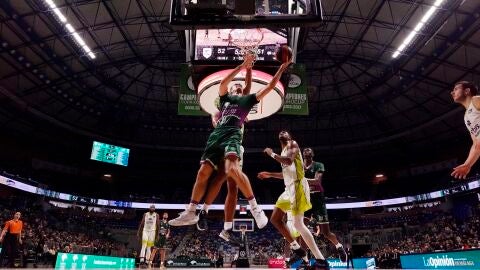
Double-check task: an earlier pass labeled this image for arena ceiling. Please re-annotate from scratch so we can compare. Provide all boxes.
[0,0,480,197]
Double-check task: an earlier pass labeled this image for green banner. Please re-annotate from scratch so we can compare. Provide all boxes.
[178,64,207,116]
[54,252,135,269]
[279,63,309,115]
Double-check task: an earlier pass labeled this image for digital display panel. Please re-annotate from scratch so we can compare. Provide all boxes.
[55,253,134,269]
[194,28,287,61]
[90,141,130,166]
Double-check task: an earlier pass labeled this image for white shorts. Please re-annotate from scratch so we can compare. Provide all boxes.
[142,230,156,247]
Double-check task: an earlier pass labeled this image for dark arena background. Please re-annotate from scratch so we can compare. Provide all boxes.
[0,0,480,269]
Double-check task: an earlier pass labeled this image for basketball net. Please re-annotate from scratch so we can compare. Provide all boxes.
[228,28,264,60]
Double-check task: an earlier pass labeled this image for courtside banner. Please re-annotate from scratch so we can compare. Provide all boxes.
[290,257,375,269]
[178,64,207,116]
[279,63,309,115]
[165,258,211,267]
[400,249,480,269]
[54,252,135,269]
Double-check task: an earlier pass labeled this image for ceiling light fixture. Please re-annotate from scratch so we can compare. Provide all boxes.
[392,0,445,58]
[43,0,95,59]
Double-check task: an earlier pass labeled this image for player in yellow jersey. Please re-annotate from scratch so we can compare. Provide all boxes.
[258,131,329,270]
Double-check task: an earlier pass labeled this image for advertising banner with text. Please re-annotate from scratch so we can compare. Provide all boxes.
[178,64,207,116]
[54,252,135,269]
[400,249,480,269]
[279,63,308,115]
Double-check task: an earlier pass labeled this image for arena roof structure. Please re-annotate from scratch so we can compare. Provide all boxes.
[0,0,479,199]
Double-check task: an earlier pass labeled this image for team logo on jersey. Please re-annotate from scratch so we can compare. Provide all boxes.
[202,48,212,59]
[467,120,471,126]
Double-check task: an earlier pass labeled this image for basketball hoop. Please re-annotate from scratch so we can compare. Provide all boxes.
[228,28,264,59]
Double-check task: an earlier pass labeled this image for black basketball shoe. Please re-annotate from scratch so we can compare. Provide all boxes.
[337,245,347,262]
[311,258,330,270]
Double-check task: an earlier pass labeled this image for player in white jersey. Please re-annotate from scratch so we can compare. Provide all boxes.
[137,205,160,266]
[258,130,329,270]
[450,81,480,179]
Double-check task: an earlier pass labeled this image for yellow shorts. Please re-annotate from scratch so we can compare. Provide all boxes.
[142,230,155,247]
[275,178,312,216]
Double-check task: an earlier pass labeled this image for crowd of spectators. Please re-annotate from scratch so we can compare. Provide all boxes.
[0,195,129,267]
[167,203,480,268]
[2,187,480,269]
[366,211,480,268]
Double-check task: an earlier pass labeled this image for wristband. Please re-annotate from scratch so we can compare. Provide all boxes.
[270,152,277,159]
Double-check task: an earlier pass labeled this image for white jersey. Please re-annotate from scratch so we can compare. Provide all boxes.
[464,101,480,138]
[143,212,157,232]
[280,143,305,187]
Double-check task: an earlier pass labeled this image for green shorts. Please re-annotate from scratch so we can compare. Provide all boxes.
[201,127,243,169]
[310,192,329,223]
[155,235,167,248]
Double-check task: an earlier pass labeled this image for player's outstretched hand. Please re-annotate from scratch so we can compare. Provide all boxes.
[243,52,255,67]
[257,172,270,180]
[451,164,471,179]
[263,147,273,157]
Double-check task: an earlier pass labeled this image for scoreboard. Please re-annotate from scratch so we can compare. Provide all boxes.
[194,28,287,62]
[90,141,130,166]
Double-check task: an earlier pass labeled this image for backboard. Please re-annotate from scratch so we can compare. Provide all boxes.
[233,218,255,232]
[170,0,324,29]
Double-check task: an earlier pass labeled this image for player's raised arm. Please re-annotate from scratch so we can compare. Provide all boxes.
[219,53,255,96]
[255,59,292,101]
[264,141,299,166]
[242,62,253,95]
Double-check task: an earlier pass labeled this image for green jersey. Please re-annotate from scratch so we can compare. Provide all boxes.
[159,220,169,236]
[217,93,258,128]
[304,161,325,193]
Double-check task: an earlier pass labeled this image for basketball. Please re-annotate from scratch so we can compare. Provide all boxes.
[275,45,292,63]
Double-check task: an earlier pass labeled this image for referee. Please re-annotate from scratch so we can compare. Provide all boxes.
[0,212,23,268]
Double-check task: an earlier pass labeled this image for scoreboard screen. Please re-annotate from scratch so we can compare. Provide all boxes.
[90,141,130,166]
[194,28,287,62]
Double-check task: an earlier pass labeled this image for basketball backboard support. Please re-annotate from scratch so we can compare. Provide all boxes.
[170,0,324,29]
[233,218,255,232]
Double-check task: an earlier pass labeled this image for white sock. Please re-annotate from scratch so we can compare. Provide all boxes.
[187,203,197,212]
[335,243,343,248]
[248,198,258,209]
[224,222,233,231]
[202,204,210,213]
